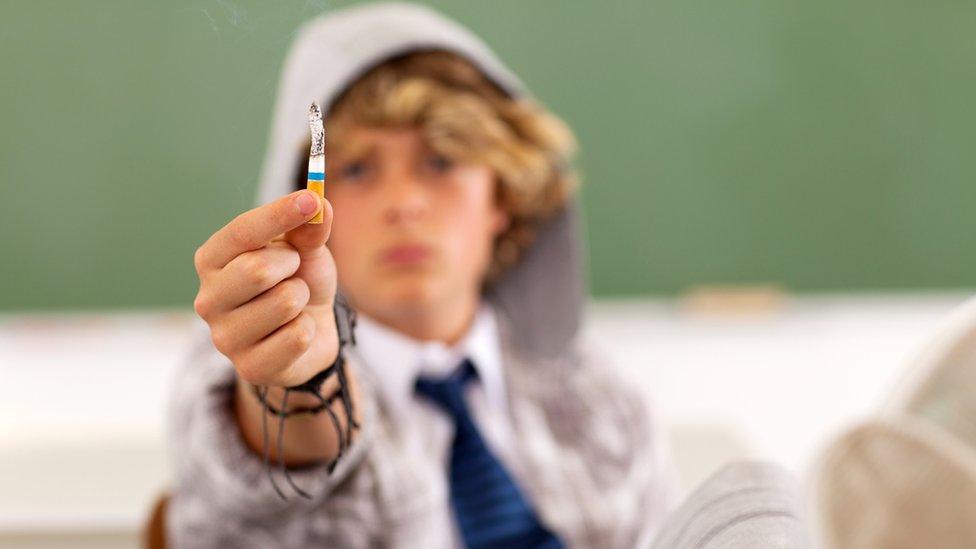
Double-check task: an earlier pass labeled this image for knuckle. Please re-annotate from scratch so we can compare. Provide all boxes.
[287,316,314,353]
[279,295,303,319]
[291,329,313,355]
[193,292,212,318]
[193,246,208,273]
[209,326,235,355]
[278,280,309,317]
[246,256,274,287]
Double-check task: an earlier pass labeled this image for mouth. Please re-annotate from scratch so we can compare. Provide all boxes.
[380,243,434,267]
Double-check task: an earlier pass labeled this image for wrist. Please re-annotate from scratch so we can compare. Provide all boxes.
[244,381,325,411]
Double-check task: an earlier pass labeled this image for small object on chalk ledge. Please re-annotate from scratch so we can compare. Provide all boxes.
[681,284,787,317]
[307,102,325,224]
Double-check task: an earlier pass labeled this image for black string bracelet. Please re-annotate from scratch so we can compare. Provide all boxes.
[251,294,359,500]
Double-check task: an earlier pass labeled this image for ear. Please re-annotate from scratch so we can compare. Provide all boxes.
[490,204,511,236]
[489,175,511,236]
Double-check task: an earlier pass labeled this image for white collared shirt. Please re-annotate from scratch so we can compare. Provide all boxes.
[351,303,528,548]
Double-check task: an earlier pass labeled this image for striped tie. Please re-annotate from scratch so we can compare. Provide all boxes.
[414,359,564,549]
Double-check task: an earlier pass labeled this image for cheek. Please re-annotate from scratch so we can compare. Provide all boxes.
[439,173,501,262]
[325,191,368,271]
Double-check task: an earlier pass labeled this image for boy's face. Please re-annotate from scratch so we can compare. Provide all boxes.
[325,126,509,323]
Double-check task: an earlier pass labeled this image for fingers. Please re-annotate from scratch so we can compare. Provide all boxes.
[233,305,339,386]
[197,243,301,317]
[234,311,318,386]
[284,198,337,307]
[191,192,339,388]
[209,278,310,356]
[196,190,322,272]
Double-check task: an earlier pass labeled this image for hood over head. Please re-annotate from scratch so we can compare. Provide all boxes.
[255,2,585,361]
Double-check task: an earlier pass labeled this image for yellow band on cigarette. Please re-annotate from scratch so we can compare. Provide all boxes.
[307,180,324,224]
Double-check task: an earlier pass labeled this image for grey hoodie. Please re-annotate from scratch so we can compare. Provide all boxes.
[167,3,678,547]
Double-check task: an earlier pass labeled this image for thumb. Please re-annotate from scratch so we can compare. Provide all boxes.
[283,196,336,307]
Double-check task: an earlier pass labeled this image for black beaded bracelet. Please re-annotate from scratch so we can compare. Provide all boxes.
[249,376,340,417]
[253,293,360,500]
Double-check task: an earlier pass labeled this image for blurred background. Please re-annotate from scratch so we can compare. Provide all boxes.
[2,0,974,547]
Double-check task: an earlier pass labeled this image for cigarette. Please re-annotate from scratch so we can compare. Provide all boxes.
[307,102,325,224]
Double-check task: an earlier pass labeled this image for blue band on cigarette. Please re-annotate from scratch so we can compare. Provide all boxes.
[307,171,325,181]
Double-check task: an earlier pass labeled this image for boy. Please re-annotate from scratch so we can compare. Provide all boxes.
[172,3,677,547]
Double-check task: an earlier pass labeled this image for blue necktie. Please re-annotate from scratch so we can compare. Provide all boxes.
[414,359,564,549]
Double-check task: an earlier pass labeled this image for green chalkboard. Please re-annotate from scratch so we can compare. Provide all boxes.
[2,0,975,310]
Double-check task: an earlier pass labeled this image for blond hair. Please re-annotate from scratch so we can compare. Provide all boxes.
[296,50,578,281]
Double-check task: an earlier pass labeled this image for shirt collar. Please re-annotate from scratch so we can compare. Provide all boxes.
[352,303,507,417]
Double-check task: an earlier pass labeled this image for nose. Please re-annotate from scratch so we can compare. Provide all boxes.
[381,170,429,225]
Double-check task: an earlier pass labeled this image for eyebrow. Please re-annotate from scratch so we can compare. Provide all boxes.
[329,138,376,162]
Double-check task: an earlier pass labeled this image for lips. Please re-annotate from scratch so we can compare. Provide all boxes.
[380,243,433,266]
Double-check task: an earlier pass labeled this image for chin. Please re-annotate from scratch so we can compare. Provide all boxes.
[372,275,445,315]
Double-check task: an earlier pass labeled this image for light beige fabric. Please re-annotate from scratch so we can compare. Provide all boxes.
[812,294,976,549]
[888,295,976,449]
[812,418,976,549]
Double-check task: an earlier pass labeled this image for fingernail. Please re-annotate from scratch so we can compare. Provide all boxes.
[296,192,318,215]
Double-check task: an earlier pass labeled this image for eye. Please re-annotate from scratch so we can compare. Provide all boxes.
[339,161,368,181]
[424,154,454,174]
